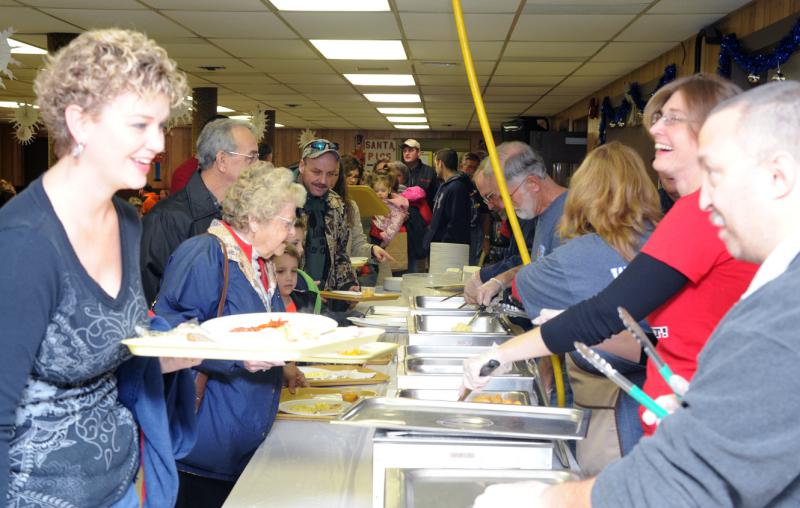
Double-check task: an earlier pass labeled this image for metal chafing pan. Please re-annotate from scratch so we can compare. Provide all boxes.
[384,468,580,508]
[397,389,530,405]
[405,344,490,358]
[411,296,479,313]
[404,357,527,377]
[413,314,507,335]
[334,397,589,440]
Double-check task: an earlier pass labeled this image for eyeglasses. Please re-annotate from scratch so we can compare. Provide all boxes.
[508,178,526,199]
[275,215,296,230]
[481,191,497,205]
[650,111,693,127]
[305,140,339,152]
[225,150,259,163]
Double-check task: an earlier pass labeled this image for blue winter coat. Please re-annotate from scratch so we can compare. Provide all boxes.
[154,234,285,482]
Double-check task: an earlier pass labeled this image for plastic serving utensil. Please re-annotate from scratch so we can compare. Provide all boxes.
[574,342,668,419]
[457,359,501,402]
[617,307,679,396]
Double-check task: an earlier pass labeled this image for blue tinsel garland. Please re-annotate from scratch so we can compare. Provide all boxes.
[598,64,677,144]
[718,16,800,77]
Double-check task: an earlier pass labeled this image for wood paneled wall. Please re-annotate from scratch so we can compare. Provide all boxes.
[0,124,24,186]
[554,0,800,150]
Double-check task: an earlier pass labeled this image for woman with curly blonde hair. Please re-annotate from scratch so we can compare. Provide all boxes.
[0,29,192,508]
[154,163,308,508]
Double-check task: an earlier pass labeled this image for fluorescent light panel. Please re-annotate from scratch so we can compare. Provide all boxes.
[270,0,389,11]
[377,107,425,114]
[394,124,429,130]
[364,93,421,103]
[344,74,415,86]
[229,115,251,120]
[217,106,235,113]
[275,123,285,128]
[0,101,37,109]
[8,38,47,55]
[386,116,427,123]
[311,40,406,60]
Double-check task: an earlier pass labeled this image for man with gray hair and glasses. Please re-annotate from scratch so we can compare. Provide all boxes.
[465,141,567,305]
[475,80,800,508]
[141,118,259,303]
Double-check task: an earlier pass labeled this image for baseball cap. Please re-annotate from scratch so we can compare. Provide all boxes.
[402,139,421,150]
[302,139,340,160]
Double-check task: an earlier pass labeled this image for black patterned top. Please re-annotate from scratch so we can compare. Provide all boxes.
[0,177,148,507]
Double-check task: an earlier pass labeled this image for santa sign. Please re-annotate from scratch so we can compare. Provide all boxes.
[364,139,397,169]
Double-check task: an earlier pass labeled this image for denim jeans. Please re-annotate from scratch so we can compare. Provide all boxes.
[569,349,646,456]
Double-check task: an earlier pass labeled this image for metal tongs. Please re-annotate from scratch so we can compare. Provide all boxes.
[574,342,669,419]
[617,307,682,399]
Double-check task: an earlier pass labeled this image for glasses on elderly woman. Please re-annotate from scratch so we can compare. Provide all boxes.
[305,140,340,152]
[275,215,296,230]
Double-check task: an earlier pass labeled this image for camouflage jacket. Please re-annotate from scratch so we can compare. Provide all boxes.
[319,189,358,291]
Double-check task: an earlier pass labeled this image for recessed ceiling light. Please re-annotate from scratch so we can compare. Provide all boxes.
[270,0,389,11]
[394,124,429,130]
[217,106,235,113]
[8,38,47,55]
[311,40,406,60]
[344,74,415,86]
[377,107,425,114]
[364,93,421,103]
[386,116,427,123]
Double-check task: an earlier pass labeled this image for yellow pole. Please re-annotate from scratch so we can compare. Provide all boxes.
[451,0,566,407]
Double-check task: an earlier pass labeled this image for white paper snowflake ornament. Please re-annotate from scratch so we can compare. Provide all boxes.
[0,27,22,89]
[250,106,267,142]
[13,103,39,144]
[298,128,317,149]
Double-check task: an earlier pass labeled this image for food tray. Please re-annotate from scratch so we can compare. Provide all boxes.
[299,365,389,386]
[124,320,380,362]
[278,387,378,421]
[405,345,491,358]
[334,397,589,440]
[300,341,398,364]
[321,290,400,303]
[397,389,530,405]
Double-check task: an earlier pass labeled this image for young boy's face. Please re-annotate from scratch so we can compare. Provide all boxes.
[373,184,389,200]
[290,227,305,259]
[273,253,299,299]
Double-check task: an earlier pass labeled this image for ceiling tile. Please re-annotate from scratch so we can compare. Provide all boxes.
[420,85,472,94]
[560,75,617,89]
[41,9,194,36]
[490,75,564,85]
[574,61,640,76]
[512,14,635,41]
[484,85,553,96]
[615,13,727,41]
[176,57,255,73]
[414,61,495,74]
[225,83,296,94]
[159,39,230,58]
[292,84,356,94]
[246,59,331,73]
[424,94,472,102]
[504,41,604,58]
[522,1,649,15]
[328,61,413,74]
[212,39,318,59]
[401,13,516,41]
[417,75,487,86]
[591,41,677,62]
[165,11,295,38]
[494,61,581,76]
[407,40,503,60]
[280,12,400,38]
[143,0,266,8]
[270,73,347,85]
[24,0,142,7]
[396,0,520,14]
[648,0,750,14]
[0,7,81,32]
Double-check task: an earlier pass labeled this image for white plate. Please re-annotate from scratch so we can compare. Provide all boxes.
[350,256,369,268]
[301,341,398,363]
[368,306,409,316]
[279,398,352,417]
[201,312,338,349]
[298,367,377,381]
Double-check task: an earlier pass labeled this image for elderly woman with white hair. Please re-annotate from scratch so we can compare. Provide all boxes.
[154,162,308,508]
